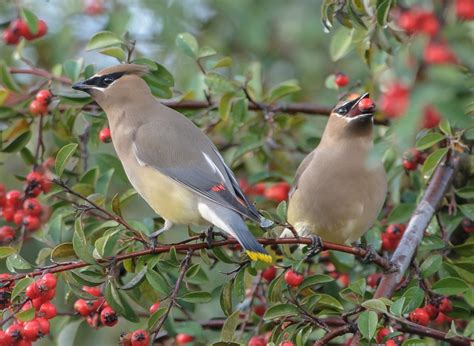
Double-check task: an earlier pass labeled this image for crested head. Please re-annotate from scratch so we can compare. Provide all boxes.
[322,93,376,143]
[71,64,151,105]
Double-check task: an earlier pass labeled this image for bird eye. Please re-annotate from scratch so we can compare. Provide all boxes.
[103,77,114,85]
[337,107,347,115]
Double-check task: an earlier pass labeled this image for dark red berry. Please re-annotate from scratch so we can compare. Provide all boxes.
[131,329,150,346]
[100,307,118,327]
[262,265,277,282]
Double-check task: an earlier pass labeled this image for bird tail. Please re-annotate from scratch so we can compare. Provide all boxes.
[198,203,272,263]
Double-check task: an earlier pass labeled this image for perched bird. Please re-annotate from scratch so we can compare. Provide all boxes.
[284,93,387,245]
[72,64,271,263]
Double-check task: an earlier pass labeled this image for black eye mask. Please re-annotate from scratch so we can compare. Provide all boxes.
[84,72,125,88]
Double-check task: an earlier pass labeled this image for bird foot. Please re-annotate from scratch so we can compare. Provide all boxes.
[304,235,324,259]
[359,244,377,263]
[385,261,400,274]
[202,226,229,248]
[148,229,166,249]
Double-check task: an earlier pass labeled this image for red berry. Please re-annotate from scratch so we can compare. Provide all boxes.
[84,0,105,15]
[337,273,350,287]
[29,100,48,116]
[10,19,29,37]
[38,301,57,319]
[41,177,52,193]
[434,311,447,325]
[38,273,57,291]
[13,210,25,225]
[149,301,160,314]
[5,323,23,341]
[262,265,277,282]
[264,182,290,202]
[248,336,266,346]
[83,285,102,297]
[358,98,375,112]
[424,303,439,320]
[386,224,406,240]
[36,317,50,335]
[131,329,150,346]
[385,340,397,346]
[376,328,390,343]
[335,73,349,87]
[456,0,474,20]
[26,283,40,299]
[284,270,304,287]
[35,20,48,38]
[462,218,474,233]
[379,82,409,119]
[402,158,417,171]
[100,307,118,327]
[2,29,20,45]
[74,299,90,316]
[424,42,457,65]
[22,319,41,341]
[5,190,22,208]
[23,198,42,216]
[409,307,430,326]
[2,206,15,222]
[176,333,194,345]
[0,226,15,243]
[86,312,100,328]
[280,342,295,346]
[419,12,439,37]
[254,305,266,317]
[35,90,52,105]
[398,11,418,34]
[381,233,397,251]
[99,127,112,143]
[0,330,13,346]
[438,297,452,313]
[24,215,41,232]
[367,273,382,288]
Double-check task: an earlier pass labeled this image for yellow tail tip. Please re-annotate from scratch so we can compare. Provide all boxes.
[246,251,273,263]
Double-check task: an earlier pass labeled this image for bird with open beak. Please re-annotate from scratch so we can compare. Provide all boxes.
[284,93,387,246]
[72,64,272,263]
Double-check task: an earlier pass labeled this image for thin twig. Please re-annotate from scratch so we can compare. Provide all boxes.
[9,67,72,84]
[313,324,354,346]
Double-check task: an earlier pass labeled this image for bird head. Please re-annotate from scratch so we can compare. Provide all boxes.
[323,93,376,141]
[72,64,150,105]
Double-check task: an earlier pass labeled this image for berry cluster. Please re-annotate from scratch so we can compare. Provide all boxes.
[402,148,425,171]
[240,180,291,203]
[0,274,57,345]
[379,82,410,119]
[2,18,47,45]
[74,286,118,328]
[29,90,52,116]
[0,168,52,244]
[381,224,407,251]
[409,297,453,327]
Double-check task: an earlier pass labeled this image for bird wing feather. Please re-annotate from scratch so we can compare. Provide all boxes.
[132,117,260,222]
[288,150,315,199]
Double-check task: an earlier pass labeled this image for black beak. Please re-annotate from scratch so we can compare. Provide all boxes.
[72,81,90,92]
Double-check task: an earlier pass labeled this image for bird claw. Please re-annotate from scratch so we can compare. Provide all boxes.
[385,261,400,274]
[359,244,377,263]
[304,235,323,259]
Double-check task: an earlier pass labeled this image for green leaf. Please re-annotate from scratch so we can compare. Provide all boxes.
[455,186,474,199]
[16,308,35,322]
[181,291,212,303]
[105,282,124,314]
[205,73,238,94]
[432,277,470,295]
[2,131,32,153]
[50,242,78,263]
[298,274,334,291]
[146,267,170,296]
[6,254,32,270]
[422,148,448,180]
[220,280,233,316]
[376,0,392,26]
[197,46,217,58]
[415,133,445,151]
[439,118,452,136]
[348,278,366,297]
[176,32,199,58]
[0,247,16,258]
[99,47,126,62]
[420,255,443,278]
[72,218,96,264]
[387,203,416,224]
[55,143,78,176]
[276,200,287,223]
[263,303,299,320]
[357,310,378,341]
[63,59,83,82]
[0,61,20,91]
[402,339,430,346]
[390,297,405,316]
[11,277,33,301]
[147,306,167,330]
[361,298,387,313]
[402,287,424,314]
[86,31,123,51]
[267,80,301,103]
[329,27,354,61]
[459,204,474,220]
[120,266,147,290]
[20,8,39,34]
[220,310,240,342]
[213,57,233,69]
[314,293,344,311]
[219,92,234,119]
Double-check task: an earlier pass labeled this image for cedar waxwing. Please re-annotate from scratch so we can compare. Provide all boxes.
[284,93,387,245]
[72,64,271,263]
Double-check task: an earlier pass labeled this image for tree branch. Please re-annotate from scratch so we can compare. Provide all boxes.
[313,324,354,346]
[8,67,72,84]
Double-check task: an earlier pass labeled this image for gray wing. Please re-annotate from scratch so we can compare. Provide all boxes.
[132,114,260,222]
[289,150,315,199]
